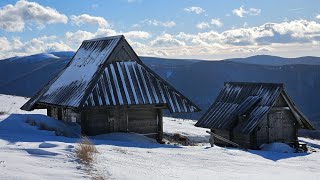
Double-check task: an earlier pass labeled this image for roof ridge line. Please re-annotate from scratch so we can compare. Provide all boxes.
[83,35,124,42]
[225,82,284,86]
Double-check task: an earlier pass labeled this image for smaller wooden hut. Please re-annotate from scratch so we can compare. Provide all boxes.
[195,82,315,149]
[21,35,200,141]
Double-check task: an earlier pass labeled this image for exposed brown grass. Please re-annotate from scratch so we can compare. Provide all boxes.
[92,175,106,180]
[0,111,7,115]
[25,118,69,136]
[75,136,98,165]
[163,133,195,146]
[25,117,36,126]
[39,122,56,131]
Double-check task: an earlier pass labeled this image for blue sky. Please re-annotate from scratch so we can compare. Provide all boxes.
[0,0,320,60]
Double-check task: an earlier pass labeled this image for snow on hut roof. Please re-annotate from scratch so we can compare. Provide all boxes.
[195,82,314,134]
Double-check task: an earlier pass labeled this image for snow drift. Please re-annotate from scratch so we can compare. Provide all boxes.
[260,142,295,153]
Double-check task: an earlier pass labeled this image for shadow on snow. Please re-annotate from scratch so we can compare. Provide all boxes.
[248,149,310,161]
[0,114,181,149]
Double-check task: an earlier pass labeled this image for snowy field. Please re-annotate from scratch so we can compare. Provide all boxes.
[0,94,320,180]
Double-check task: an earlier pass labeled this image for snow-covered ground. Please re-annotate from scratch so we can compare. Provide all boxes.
[0,94,320,180]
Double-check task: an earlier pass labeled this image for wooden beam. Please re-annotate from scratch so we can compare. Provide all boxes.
[271,107,290,111]
[206,131,241,148]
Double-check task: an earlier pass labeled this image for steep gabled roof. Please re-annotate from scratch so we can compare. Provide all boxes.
[195,82,314,134]
[83,60,199,113]
[21,35,200,113]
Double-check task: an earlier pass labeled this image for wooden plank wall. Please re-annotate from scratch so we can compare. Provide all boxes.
[233,132,251,148]
[81,106,162,138]
[83,109,109,135]
[47,107,81,123]
[253,95,297,148]
[127,108,158,135]
[211,129,231,146]
[255,115,269,147]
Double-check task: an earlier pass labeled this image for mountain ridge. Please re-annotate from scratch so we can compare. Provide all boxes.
[0,52,319,136]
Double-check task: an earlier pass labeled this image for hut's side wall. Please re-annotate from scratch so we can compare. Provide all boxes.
[47,107,81,124]
[254,95,297,148]
[81,106,163,140]
[62,109,81,123]
[233,133,251,149]
[255,115,269,148]
[47,107,59,120]
[127,108,159,138]
[267,109,297,144]
[211,129,231,147]
[82,107,127,136]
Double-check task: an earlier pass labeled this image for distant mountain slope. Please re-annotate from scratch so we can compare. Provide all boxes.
[0,52,319,130]
[226,55,320,66]
[0,53,70,97]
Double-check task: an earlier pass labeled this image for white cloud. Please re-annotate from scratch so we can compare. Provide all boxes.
[232,6,261,18]
[71,14,108,28]
[211,18,223,27]
[150,34,185,47]
[65,28,117,45]
[196,18,222,29]
[197,22,210,29]
[62,19,320,58]
[184,6,205,14]
[65,30,96,45]
[65,28,151,48]
[123,31,151,39]
[316,14,320,19]
[143,19,176,27]
[0,37,10,52]
[0,36,72,59]
[181,20,320,46]
[0,0,67,32]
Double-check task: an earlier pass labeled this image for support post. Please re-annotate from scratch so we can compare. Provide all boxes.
[157,109,163,142]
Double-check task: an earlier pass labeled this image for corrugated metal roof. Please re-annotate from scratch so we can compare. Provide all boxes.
[39,36,121,107]
[21,35,200,113]
[195,82,314,134]
[83,61,199,113]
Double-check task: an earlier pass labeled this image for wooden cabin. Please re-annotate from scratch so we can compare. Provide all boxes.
[21,35,200,141]
[195,82,315,149]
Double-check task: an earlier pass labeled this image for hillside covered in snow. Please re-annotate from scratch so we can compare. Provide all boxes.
[0,94,319,179]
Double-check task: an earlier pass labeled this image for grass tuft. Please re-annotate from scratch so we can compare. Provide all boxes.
[75,136,98,165]
[0,111,7,115]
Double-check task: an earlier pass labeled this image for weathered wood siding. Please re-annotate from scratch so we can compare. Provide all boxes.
[47,107,81,123]
[255,115,268,148]
[211,129,231,146]
[80,106,163,139]
[82,107,127,136]
[268,109,296,144]
[127,108,158,135]
[83,109,109,135]
[254,95,297,148]
[108,39,140,63]
[233,133,251,148]
[47,107,56,119]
